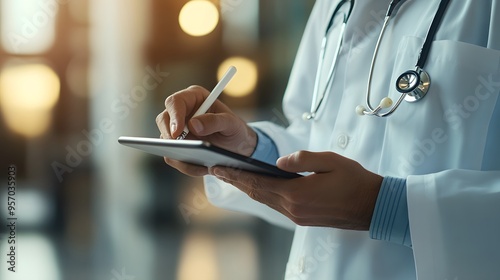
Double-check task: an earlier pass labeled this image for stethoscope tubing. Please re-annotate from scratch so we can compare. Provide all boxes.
[363,0,451,117]
[415,0,451,69]
[305,0,354,120]
[305,0,451,119]
[309,23,346,119]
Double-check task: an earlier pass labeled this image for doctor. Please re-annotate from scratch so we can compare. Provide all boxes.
[156,0,500,279]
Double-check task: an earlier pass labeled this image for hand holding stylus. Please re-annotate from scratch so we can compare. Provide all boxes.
[156,66,258,176]
[176,66,237,140]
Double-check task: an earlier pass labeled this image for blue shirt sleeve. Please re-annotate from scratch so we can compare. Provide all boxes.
[250,128,280,165]
[369,177,412,248]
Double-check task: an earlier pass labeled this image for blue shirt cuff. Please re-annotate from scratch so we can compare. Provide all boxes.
[369,177,412,248]
[250,128,280,165]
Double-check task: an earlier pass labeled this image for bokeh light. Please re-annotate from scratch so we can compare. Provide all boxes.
[177,232,219,280]
[217,57,258,97]
[1,0,57,54]
[0,234,61,280]
[179,0,219,37]
[0,62,60,137]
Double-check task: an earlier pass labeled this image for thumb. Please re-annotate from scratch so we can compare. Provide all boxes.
[276,151,338,173]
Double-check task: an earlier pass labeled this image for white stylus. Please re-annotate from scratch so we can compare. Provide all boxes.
[176,66,237,140]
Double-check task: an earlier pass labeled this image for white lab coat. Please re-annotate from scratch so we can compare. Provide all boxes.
[204,0,500,279]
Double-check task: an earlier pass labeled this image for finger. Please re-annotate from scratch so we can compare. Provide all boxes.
[211,167,308,224]
[165,86,210,138]
[211,167,288,203]
[276,151,342,173]
[156,110,173,139]
[188,113,239,137]
[164,158,208,177]
[164,96,187,139]
[210,167,284,195]
[247,191,295,221]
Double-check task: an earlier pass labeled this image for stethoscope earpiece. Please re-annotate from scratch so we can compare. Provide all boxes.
[355,105,366,116]
[302,112,315,120]
[379,97,394,109]
[356,97,393,116]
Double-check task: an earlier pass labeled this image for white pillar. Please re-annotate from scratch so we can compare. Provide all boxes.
[89,0,154,279]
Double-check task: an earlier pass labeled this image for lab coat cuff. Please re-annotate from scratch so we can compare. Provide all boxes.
[250,127,280,165]
[369,177,412,248]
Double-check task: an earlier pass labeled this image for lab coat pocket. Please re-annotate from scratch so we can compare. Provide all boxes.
[383,36,500,175]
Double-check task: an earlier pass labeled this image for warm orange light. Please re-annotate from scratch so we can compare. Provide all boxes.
[177,232,219,280]
[218,57,258,97]
[0,63,60,137]
[179,0,219,37]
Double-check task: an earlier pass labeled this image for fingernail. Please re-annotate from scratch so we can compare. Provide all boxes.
[277,155,290,167]
[276,156,285,166]
[190,119,203,133]
[171,123,177,134]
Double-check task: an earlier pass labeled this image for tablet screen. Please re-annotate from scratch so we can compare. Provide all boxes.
[118,136,301,179]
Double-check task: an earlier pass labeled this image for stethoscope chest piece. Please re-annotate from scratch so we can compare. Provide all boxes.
[354,0,451,117]
[396,68,431,102]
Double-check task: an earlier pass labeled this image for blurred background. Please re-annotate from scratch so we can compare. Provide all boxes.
[0,0,314,279]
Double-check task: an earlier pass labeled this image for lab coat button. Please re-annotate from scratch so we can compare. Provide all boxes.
[337,134,349,149]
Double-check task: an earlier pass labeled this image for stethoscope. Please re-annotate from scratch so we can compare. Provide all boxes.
[303,0,354,120]
[304,0,451,120]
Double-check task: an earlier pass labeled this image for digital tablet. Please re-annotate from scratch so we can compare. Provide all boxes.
[118,136,301,179]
